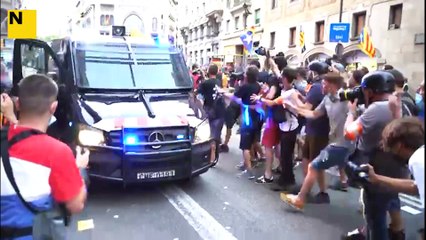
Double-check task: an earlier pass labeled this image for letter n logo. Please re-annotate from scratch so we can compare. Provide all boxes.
[7,10,37,39]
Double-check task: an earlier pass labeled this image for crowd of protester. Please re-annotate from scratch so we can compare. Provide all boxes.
[191,53,425,240]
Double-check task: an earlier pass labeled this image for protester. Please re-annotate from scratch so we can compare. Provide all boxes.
[0,74,88,239]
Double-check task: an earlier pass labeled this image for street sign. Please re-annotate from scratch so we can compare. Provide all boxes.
[329,23,350,43]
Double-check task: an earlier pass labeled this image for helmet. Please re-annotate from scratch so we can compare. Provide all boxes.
[361,71,395,93]
[308,61,329,75]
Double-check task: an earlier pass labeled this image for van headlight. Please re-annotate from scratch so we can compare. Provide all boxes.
[78,125,106,146]
[194,120,211,142]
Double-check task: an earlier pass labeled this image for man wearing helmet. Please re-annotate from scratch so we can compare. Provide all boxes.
[343,71,410,240]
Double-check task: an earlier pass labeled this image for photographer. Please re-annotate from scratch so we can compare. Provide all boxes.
[344,71,409,240]
[364,117,424,240]
[280,72,353,210]
[387,69,418,117]
[1,74,87,239]
[197,64,226,165]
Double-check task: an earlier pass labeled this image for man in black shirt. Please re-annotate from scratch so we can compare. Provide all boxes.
[224,66,263,179]
[197,64,226,165]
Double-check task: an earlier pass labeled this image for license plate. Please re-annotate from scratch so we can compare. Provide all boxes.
[136,170,176,179]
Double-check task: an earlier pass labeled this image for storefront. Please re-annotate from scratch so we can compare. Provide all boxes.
[342,44,383,72]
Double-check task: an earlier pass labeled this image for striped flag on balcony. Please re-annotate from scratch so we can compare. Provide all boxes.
[241,26,256,55]
[300,27,306,53]
[358,27,376,58]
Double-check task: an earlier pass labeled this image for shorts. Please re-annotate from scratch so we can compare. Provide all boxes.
[225,105,240,129]
[239,129,261,150]
[209,118,224,142]
[311,145,350,170]
[302,135,329,161]
[261,118,280,148]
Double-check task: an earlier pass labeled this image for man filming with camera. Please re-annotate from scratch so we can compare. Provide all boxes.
[343,71,409,240]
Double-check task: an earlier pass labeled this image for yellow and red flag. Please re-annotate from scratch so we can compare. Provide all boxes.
[300,26,306,53]
[358,27,376,58]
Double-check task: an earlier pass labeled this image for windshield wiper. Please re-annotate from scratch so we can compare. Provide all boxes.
[80,91,156,118]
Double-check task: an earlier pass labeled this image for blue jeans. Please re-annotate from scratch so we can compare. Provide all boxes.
[311,145,350,170]
[363,191,401,240]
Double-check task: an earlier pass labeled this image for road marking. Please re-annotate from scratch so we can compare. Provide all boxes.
[77,219,95,231]
[399,193,423,208]
[161,185,238,240]
[401,205,422,215]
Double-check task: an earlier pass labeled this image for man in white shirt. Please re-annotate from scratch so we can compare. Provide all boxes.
[364,117,424,239]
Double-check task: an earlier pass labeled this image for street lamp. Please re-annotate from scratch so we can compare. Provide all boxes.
[242,2,251,68]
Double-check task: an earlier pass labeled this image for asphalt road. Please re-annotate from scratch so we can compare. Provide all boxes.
[68,129,424,240]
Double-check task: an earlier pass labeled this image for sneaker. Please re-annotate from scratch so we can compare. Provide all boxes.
[329,181,349,192]
[219,144,229,153]
[341,228,366,240]
[312,192,330,204]
[280,193,304,211]
[255,175,274,184]
[237,170,255,180]
[235,163,245,171]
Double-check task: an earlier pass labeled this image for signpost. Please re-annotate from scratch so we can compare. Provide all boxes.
[329,23,350,43]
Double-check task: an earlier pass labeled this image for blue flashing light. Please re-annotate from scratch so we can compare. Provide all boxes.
[151,33,159,38]
[124,134,138,145]
[176,134,185,140]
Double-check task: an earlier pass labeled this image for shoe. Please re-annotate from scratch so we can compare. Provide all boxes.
[237,170,255,180]
[219,144,229,153]
[280,193,304,211]
[235,163,245,171]
[312,192,330,204]
[272,168,282,174]
[341,228,366,240]
[255,175,274,184]
[329,181,349,192]
[388,228,405,240]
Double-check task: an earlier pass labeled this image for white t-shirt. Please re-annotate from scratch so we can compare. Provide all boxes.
[278,88,299,132]
[408,145,425,208]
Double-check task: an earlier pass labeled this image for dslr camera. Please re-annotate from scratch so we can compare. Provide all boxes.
[339,86,365,105]
[254,46,267,56]
[345,161,370,186]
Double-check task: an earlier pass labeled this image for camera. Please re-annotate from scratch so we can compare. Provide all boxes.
[254,46,267,56]
[339,86,365,105]
[345,161,370,186]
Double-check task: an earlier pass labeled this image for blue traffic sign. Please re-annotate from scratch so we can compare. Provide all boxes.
[329,23,350,43]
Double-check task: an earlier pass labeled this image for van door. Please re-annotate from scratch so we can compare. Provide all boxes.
[12,39,74,141]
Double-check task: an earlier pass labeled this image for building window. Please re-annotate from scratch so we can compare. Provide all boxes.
[289,27,296,45]
[272,0,278,9]
[270,32,276,49]
[100,14,114,26]
[254,9,260,25]
[352,11,366,38]
[234,16,240,30]
[152,17,158,32]
[226,20,230,32]
[389,4,403,30]
[315,21,325,42]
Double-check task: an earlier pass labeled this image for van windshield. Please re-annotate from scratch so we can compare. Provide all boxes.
[74,42,192,90]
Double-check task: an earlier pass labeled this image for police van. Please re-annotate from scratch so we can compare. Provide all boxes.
[10,27,216,184]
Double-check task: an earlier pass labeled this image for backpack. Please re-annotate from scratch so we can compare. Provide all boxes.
[401,94,419,117]
[0,127,70,239]
[271,105,298,123]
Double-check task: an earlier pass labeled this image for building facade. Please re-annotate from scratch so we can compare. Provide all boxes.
[179,0,265,69]
[261,0,424,86]
[68,0,178,44]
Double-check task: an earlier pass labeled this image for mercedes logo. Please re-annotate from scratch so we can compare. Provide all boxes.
[148,131,164,149]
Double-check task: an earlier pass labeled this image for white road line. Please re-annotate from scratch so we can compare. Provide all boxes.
[399,193,423,207]
[401,205,422,215]
[161,185,238,240]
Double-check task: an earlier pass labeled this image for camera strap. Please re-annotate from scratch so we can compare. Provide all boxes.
[1,127,45,214]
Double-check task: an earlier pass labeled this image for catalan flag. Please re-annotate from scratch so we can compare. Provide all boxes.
[241,26,256,55]
[358,27,376,58]
[300,27,306,53]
